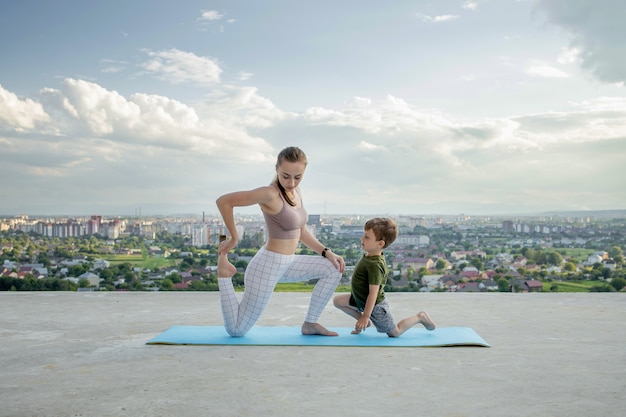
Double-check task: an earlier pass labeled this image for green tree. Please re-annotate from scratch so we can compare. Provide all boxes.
[160,279,174,291]
[469,257,483,271]
[545,251,564,266]
[608,246,623,260]
[563,262,577,272]
[610,277,626,292]
[168,272,182,284]
[435,259,447,271]
[496,277,510,292]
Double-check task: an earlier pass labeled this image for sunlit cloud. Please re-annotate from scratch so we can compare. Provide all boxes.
[0,85,50,131]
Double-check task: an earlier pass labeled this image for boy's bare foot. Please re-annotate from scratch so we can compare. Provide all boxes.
[301,322,338,336]
[418,311,436,330]
[217,254,237,278]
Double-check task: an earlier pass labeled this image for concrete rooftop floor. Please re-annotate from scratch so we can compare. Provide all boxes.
[1,291,624,417]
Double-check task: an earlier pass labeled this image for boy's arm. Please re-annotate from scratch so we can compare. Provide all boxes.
[355,284,380,332]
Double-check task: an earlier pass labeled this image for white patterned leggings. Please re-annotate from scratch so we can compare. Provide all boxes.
[218,246,342,337]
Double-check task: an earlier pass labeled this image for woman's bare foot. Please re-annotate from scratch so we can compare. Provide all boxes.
[418,311,436,330]
[217,254,237,278]
[302,322,338,336]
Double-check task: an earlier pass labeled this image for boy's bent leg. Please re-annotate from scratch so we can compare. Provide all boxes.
[333,294,362,320]
[333,294,375,334]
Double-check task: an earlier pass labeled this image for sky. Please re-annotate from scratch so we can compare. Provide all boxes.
[1,0,625,217]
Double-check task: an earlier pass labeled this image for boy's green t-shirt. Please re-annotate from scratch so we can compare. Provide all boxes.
[350,254,388,309]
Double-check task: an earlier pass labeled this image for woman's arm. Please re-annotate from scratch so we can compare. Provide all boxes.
[300,226,345,273]
[216,186,275,254]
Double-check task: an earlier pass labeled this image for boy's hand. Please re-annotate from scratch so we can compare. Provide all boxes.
[355,316,370,332]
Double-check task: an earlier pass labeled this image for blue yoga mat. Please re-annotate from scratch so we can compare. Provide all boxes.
[146,326,490,347]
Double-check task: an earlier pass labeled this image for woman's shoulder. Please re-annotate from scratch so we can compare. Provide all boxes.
[253,184,280,201]
[255,184,282,209]
[218,185,279,207]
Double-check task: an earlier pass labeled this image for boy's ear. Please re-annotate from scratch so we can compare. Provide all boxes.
[378,239,386,249]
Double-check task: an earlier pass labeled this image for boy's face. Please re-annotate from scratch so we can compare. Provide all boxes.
[361,229,384,254]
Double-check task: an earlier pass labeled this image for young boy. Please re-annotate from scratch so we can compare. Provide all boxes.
[333,217,436,337]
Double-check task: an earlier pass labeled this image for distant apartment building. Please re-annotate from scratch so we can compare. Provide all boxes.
[191,226,210,247]
[398,216,427,228]
[393,234,430,247]
[505,221,564,234]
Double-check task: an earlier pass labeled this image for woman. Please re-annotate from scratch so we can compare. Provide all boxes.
[216,146,345,337]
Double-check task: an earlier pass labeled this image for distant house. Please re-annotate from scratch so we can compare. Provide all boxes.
[456,282,482,292]
[148,246,170,258]
[420,274,444,290]
[441,274,461,289]
[92,259,110,269]
[480,279,499,291]
[450,250,486,261]
[524,264,542,272]
[510,279,543,293]
[77,272,101,288]
[174,282,190,290]
[460,266,481,280]
[392,255,434,275]
[603,259,616,271]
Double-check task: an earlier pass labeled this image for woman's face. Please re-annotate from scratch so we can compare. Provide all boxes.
[276,161,306,192]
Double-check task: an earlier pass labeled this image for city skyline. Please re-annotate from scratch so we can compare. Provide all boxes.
[1,1,626,216]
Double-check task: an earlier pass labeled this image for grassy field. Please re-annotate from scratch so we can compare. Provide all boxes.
[104,255,178,269]
[542,280,603,292]
[554,248,596,259]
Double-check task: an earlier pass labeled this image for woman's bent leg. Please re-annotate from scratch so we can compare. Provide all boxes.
[218,248,292,337]
[281,256,342,326]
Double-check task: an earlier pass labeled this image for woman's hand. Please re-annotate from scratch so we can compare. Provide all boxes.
[327,251,345,273]
[218,237,238,256]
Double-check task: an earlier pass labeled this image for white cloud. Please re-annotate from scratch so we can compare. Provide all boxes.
[557,47,581,65]
[462,1,480,10]
[34,78,286,164]
[357,141,388,152]
[237,71,253,81]
[417,14,459,23]
[526,65,569,78]
[141,49,222,85]
[304,94,626,168]
[198,10,223,21]
[100,59,127,74]
[0,84,50,131]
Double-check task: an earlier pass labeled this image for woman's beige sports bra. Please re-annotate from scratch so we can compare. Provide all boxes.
[262,189,307,239]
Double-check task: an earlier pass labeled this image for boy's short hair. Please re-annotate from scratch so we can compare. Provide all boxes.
[364,217,398,249]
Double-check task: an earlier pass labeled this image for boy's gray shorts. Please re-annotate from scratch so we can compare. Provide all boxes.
[367,299,396,334]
